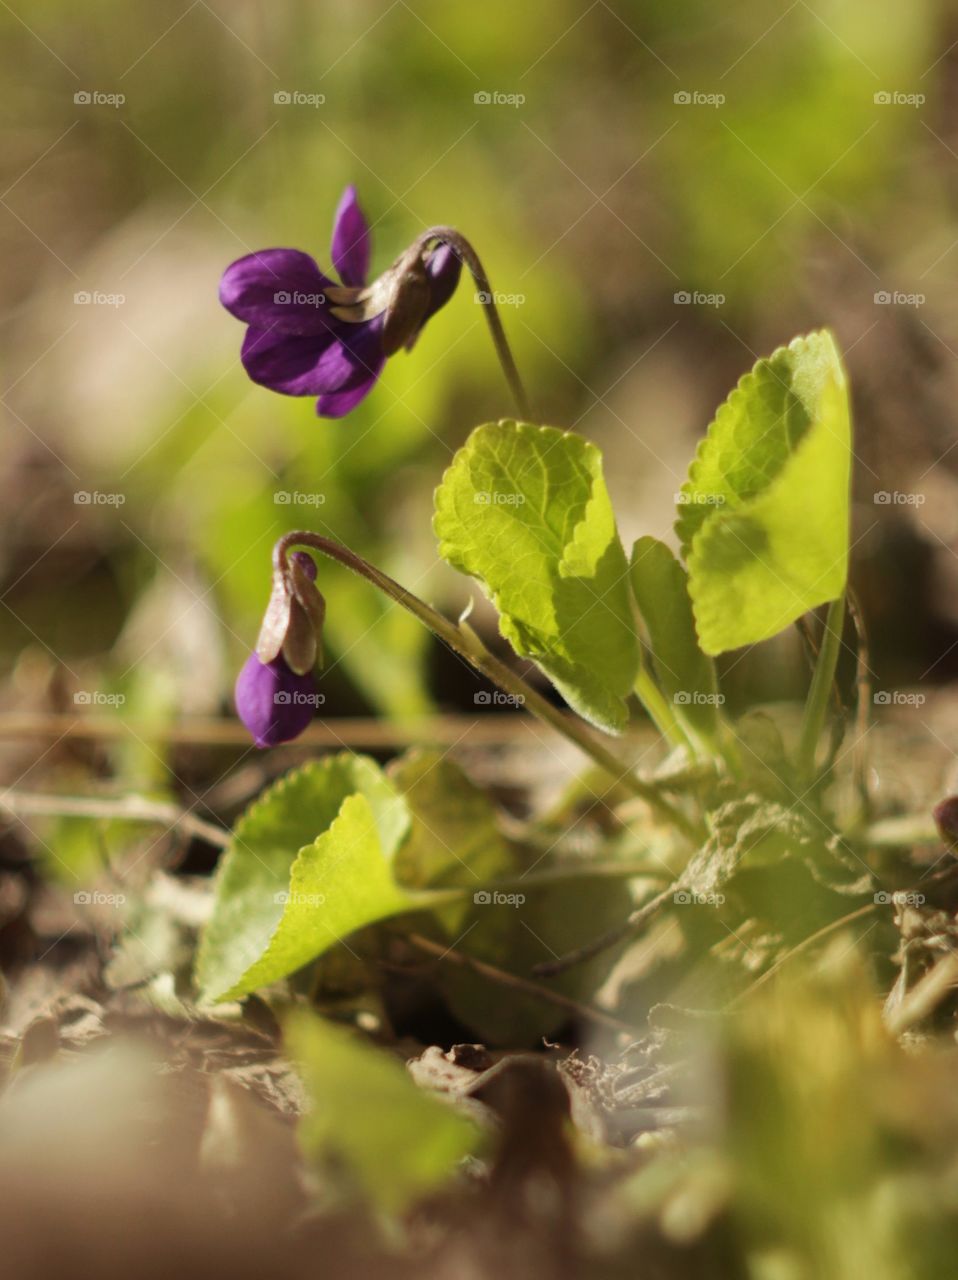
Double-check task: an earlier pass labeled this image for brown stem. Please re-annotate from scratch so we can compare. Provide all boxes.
[414,227,532,420]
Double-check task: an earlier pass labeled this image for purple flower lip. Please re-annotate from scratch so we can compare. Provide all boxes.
[219,185,462,419]
[235,652,321,748]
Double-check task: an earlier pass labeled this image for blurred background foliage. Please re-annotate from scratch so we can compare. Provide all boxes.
[1,0,957,797]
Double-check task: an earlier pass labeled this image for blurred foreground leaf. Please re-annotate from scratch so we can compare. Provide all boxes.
[286,1009,481,1214]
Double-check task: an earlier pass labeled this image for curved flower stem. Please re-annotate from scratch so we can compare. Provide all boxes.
[416,227,532,421]
[275,532,697,838]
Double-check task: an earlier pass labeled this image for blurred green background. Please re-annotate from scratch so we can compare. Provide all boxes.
[1,0,956,789]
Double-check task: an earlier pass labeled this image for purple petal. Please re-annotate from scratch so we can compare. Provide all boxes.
[308,328,377,392]
[241,315,387,400]
[314,315,386,417]
[241,326,341,395]
[235,653,319,748]
[423,242,463,322]
[330,186,371,287]
[220,249,336,335]
[317,370,383,418]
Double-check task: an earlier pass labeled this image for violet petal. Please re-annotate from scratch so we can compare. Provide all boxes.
[330,185,371,288]
[240,326,341,396]
[317,368,384,418]
[220,249,336,335]
[422,242,463,323]
[314,315,385,416]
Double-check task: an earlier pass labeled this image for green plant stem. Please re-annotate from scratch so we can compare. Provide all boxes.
[797,593,846,780]
[633,665,692,752]
[276,533,696,838]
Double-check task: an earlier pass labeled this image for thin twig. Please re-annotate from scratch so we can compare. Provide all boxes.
[404,932,635,1034]
[0,788,230,847]
[0,711,587,749]
[724,903,878,1008]
[532,883,676,978]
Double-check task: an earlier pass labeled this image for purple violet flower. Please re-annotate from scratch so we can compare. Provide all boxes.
[234,653,320,748]
[219,186,462,418]
[236,550,324,748]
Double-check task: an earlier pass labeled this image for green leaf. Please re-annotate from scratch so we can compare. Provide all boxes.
[196,755,414,1001]
[677,331,850,655]
[629,537,720,742]
[286,1010,481,1214]
[388,749,513,890]
[434,420,639,733]
[437,874,633,1046]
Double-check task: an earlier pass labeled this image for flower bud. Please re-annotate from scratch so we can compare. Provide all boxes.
[235,653,319,748]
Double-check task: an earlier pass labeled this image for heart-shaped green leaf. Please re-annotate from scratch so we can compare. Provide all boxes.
[196,755,414,1001]
[677,331,850,655]
[434,421,639,733]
